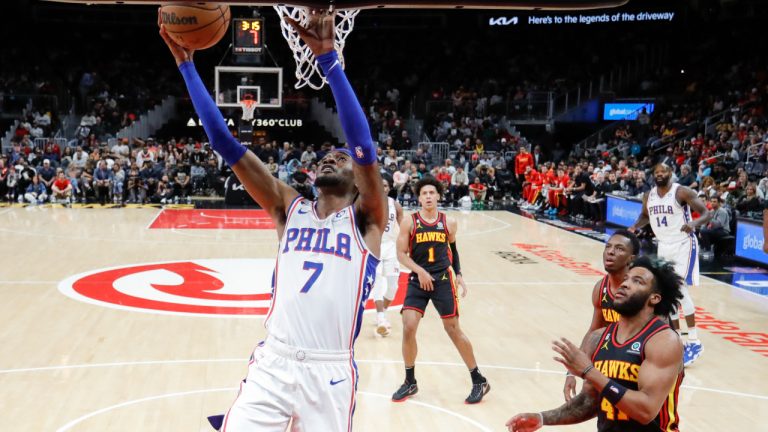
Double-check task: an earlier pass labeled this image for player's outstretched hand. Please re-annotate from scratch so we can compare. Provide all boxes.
[284,9,335,57]
[158,8,194,66]
[506,413,543,432]
[416,268,435,291]
[563,374,577,402]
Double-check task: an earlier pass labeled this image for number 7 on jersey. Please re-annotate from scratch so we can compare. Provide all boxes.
[300,261,323,293]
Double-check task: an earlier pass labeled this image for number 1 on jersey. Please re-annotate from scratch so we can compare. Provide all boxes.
[428,247,435,263]
[300,261,323,293]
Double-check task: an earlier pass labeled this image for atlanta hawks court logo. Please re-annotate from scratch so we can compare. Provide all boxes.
[58,259,407,317]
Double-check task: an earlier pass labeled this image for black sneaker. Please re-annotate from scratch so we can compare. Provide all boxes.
[465,380,490,404]
[392,381,418,402]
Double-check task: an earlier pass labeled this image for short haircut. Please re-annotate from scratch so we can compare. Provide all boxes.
[630,256,684,317]
[415,177,444,197]
[611,229,641,255]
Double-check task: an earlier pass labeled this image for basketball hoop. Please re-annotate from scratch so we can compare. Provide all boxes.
[273,6,359,90]
[239,94,258,121]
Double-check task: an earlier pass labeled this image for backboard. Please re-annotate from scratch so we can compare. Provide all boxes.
[44,1,629,11]
[215,66,283,109]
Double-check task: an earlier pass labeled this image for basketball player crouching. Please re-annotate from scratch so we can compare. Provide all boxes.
[393,178,490,404]
[161,10,387,431]
[508,256,685,432]
[370,178,403,337]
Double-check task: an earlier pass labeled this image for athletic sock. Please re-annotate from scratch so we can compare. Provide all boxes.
[470,367,485,384]
[405,366,416,384]
[688,328,699,341]
[377,312,386,322]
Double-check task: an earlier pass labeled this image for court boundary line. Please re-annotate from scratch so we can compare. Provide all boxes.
[54,387,493,432]
[4,358,767,402]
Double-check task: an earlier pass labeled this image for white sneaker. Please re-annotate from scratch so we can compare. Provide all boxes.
[376,317,391,337]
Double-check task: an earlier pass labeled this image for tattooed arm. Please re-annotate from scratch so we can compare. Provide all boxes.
[507,330,603,431]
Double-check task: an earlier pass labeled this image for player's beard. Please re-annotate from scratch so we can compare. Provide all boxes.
[654,174,671,187]
[315,173,345,189]
[613,290,652,318]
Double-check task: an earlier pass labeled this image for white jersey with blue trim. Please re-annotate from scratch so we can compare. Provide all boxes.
[647,183,693,244]
[265,197,379,351]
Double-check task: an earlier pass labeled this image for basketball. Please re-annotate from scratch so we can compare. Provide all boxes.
[159,3,230,50]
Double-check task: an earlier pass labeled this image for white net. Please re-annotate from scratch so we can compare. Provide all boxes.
[273,6,359,90]
[239,99,258,121]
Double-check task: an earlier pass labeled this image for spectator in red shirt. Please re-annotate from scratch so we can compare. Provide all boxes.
[469,176,487,203]
[51,171,73,205]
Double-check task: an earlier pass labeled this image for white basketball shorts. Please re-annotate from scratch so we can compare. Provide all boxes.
[657,236,700,286]
[221,337,358,432]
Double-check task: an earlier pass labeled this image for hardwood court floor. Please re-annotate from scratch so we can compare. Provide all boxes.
[0,206,766,431]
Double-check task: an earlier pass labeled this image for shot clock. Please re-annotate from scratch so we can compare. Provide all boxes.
[233,18,264,55]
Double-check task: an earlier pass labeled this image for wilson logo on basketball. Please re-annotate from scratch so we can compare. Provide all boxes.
[161,12,198,25]
[58,259,406,317]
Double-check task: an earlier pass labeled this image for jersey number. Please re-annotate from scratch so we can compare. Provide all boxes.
[655,216,668,227]
[428,247,435,263]
[300,261,324,293]
[601,398,629,421]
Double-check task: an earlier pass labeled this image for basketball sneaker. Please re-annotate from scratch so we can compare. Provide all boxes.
[465,380,491,404]
[392,381,418,402]
[376,316,391,337]
[683,340,703,367]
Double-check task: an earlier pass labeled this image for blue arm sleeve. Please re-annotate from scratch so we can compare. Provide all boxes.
[178,61,246,166]
[316,51,377,166]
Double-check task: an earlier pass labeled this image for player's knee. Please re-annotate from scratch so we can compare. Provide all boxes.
[403,323,418,339]
[442,319,460,335]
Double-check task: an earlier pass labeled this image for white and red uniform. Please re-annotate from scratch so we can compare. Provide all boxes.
[223,197,379,432]
[647,183,699,286]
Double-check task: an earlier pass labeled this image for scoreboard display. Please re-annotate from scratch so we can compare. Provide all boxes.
[233,18,264,55]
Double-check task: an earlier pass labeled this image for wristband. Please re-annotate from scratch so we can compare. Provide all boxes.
[566,371,574,377]
[580,365,594,379]
[315,51,377,166]
[602,379,628,405]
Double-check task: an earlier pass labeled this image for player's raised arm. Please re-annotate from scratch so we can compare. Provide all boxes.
[286,11,387,239]
[159,16,298,235]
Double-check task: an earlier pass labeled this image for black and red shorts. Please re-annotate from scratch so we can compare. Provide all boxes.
[402,268,459,318]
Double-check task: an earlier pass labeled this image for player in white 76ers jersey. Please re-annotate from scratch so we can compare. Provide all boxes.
[160,10,387,432]
[370,178,404,337]
[630,163,711,367]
